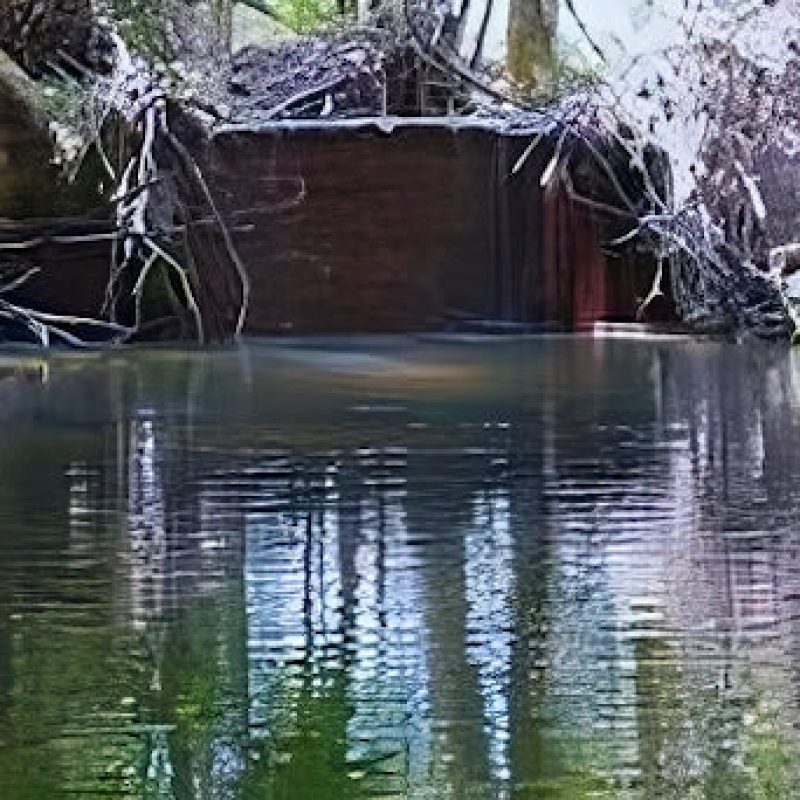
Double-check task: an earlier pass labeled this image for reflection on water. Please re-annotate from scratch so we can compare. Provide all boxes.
[2,337,800,798]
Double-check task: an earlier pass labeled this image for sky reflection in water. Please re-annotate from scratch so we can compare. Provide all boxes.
[0,337,800,799]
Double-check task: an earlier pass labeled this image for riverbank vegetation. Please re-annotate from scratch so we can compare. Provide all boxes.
[0,0,798,344]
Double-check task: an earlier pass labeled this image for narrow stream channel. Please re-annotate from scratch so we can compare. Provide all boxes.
[1,336,799,799]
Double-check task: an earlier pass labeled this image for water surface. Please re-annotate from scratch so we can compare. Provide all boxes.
[1,336,800,799]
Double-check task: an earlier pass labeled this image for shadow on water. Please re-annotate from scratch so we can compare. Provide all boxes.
[2,337,800,798]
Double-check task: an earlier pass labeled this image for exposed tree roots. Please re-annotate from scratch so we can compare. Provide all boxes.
[1,0,797,345]
[0,25,250,347]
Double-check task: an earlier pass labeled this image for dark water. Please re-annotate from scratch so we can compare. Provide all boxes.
[1,336,800,799]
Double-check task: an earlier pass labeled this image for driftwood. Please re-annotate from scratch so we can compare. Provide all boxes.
[0,216,129,345]
[506,95,796,340]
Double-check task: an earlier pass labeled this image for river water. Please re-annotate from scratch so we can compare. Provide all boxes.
[1,336,800,799]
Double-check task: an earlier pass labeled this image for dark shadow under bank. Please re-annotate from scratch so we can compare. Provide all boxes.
[1,114,673,338]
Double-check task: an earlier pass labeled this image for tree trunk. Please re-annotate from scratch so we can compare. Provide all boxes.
[206,0,234,53]
[0,51,48,123]
[507,0,558,90]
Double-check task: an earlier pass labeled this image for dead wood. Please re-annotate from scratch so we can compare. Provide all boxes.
[0,0,797,345]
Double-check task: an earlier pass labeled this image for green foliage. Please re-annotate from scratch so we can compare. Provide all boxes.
[37,76,85,127]
[105,0,171,61]
[743,710,798,799]
[239,673,363,800]
[255,0,340,33]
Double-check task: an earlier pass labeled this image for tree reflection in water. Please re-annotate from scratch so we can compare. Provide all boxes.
[0,340,800,798]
